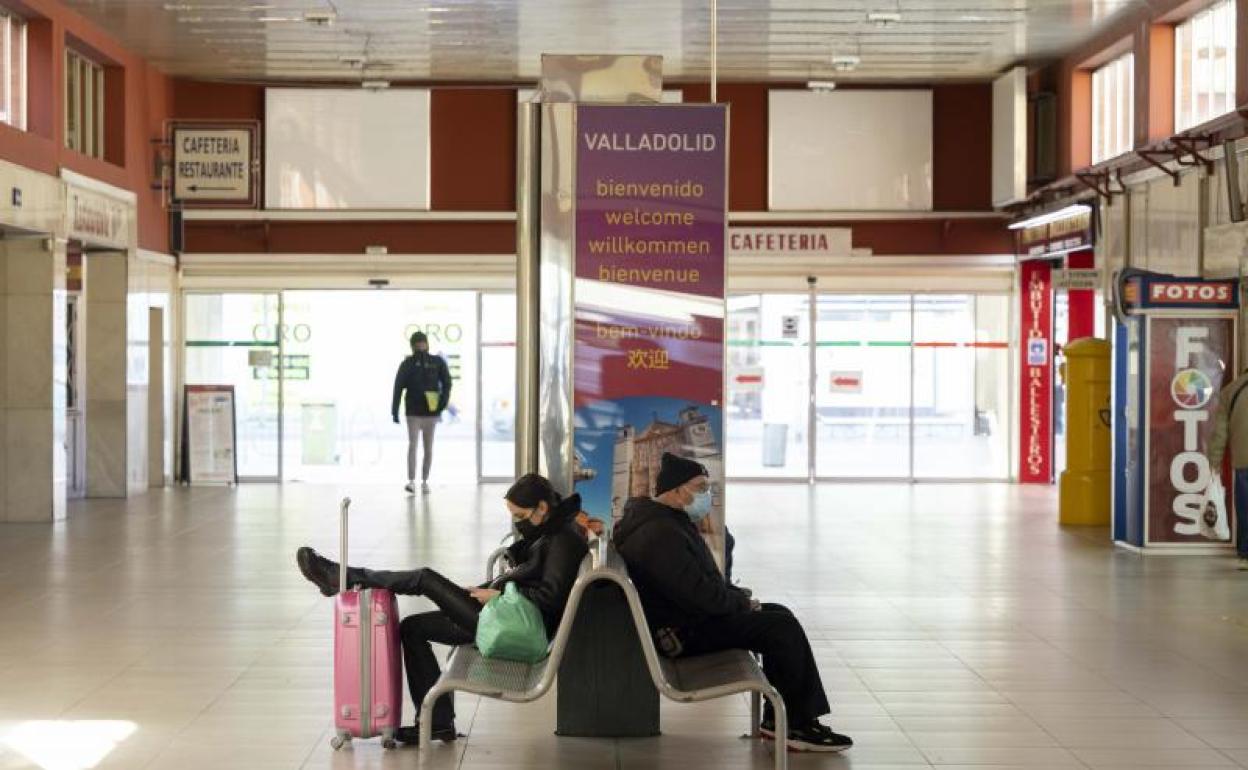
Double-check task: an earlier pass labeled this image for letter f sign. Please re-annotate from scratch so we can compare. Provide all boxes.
[1176,328,1208,368]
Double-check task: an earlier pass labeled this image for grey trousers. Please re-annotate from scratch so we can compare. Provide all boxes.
[406,416,438,481]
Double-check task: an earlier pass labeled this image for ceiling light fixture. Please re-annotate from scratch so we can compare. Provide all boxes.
[1007,204,1091,230]
[303,10,337,26]
[831,54,861,72]
[866,11,901,28]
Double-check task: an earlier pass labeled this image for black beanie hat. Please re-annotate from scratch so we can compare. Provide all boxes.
[410,331,428,346]
[655,452,708,496]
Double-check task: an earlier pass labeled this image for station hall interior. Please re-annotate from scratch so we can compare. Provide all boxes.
[3,0,1248,769]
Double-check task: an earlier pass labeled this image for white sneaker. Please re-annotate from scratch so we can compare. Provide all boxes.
[421,482,430,494]
[404,482,416,494]
[1237,557,1248,571]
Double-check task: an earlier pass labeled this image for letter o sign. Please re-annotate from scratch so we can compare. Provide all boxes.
[1170,451,1210,494]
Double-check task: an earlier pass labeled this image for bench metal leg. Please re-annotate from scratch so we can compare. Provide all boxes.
[419,683,453,751]
[749,691,761,738]
[763,689,788,770]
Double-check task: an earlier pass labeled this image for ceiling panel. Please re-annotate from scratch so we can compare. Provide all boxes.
[60,0,1147,82]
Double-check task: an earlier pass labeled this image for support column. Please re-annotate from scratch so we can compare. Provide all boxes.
[1,236,68,521]
[84,249,148,497]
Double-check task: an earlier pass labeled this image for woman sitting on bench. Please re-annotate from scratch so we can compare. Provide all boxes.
[294,474,589,745]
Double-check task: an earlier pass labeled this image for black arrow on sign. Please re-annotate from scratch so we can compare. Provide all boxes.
[188,185,236,192]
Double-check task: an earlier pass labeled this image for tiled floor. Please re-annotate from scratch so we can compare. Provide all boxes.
[1,482,1247,769]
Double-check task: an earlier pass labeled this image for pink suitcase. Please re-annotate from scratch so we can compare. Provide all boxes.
[330,497,403,750]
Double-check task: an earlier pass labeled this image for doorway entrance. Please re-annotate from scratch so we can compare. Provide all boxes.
[182,290,516,483]
[726,292,1014,481]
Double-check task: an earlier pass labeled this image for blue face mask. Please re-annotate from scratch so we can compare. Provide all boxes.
[686,490,713,522]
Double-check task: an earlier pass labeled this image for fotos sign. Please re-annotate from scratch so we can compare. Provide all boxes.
[1145,316,1235,545]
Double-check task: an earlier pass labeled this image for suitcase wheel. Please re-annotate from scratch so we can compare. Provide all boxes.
[330,732,350,751]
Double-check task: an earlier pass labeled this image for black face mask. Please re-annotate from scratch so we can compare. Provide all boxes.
[515,519,541,540]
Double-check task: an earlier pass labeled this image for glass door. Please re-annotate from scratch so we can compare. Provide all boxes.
[912,295,1012,479]
[480,293,517,481]
[184,293,282,480]
[280,290,479,484]
[815,294,912,479]
[727,290,1015,481]
[725,294,810,478]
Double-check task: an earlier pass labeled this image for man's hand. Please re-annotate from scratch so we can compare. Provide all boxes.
[469,587,500,605]
[749,598,762,611]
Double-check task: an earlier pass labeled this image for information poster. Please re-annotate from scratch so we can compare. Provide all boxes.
[1019,260,1053,483]
[1146,316,1235,545]
[570,104,728,559]
[183,385,238,484]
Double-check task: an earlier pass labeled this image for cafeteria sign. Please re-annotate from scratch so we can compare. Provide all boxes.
[172,124,256,205]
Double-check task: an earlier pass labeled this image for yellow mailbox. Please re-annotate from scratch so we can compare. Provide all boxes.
[1059,337,1112,525]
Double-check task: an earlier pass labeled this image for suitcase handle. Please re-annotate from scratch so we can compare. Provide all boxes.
[339,497,351,593]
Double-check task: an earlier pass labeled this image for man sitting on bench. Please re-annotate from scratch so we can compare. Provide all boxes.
[613,452,853,754]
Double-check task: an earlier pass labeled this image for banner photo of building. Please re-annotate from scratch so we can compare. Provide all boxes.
[570,103,728,563]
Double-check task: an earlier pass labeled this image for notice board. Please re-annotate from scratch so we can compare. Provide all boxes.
[182,385,238,484]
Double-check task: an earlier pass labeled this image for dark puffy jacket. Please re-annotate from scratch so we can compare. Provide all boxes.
[391,352,452,417]
[612,496,749,631]
[490,494,589,635]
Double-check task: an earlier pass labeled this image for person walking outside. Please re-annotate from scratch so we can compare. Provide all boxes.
[392,330,452,494]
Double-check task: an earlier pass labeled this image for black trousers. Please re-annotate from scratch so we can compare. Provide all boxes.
[400,610,475,729]
[675,602,829,728]
[348,565,482,728]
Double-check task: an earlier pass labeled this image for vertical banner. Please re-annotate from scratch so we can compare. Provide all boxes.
[571,104,728,563]
[1145,316,1235,545]
[1019,260,1054,483]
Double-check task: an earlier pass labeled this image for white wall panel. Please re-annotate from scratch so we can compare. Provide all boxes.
[264,88,431,210]
[992,67,1027,207]
[769,90,933,211]
[1143,173,1200,275]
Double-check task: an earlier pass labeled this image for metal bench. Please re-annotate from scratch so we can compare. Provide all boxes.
[592,540,789,770]
[417,547,597,749]
[420,538,789,770]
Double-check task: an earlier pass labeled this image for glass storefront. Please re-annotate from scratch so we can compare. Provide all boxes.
[183,290,513,483]
[730,292,1014,481]
[184,289,1011,484]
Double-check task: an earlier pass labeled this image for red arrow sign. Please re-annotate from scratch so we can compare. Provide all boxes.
[831,376,859,387]
[735,374,763,384]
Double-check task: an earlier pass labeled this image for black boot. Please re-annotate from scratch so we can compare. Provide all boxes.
[395,723,459,745]
[296,547,344,597]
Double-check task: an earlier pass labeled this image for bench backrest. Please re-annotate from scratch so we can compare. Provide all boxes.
[588,540,690,697]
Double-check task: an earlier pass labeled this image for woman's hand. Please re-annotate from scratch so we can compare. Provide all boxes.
[469,587,500,605]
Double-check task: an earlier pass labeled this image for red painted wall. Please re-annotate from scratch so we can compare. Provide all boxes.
[177,79,1007,256]
[0,0,172,252]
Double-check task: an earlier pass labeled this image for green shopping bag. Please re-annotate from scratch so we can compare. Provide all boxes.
[476,583,549,663]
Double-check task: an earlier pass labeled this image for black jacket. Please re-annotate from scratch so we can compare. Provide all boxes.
[392,352,452,417]
[490,494,589,635]
[613,496,749,630]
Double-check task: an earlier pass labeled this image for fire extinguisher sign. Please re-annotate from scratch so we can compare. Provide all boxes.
[1145,316,1235,545]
